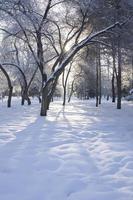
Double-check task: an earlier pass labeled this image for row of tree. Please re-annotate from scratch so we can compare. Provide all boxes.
[0,0,133,116]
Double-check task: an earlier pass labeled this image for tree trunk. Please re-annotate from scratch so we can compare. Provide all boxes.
[21,90,31,105]
[47,78,58,110]
[21,97,25,105]
[96,65,99,107]
[112,72,116,103]
[68,91,72,103]
[0,65,13,108]
[62,64,72,106]
[107,94,109,101]
[68,80,74,103]
[62,70,66,106]
[132,56,133,88]
[96,58,99,107]
[40,86,48,116]
[112,45,116,103]
[63,88,66,106]
[98,46,102,105]
[98,68,102,104]
[7,86,13,108]
[27,97,31,105]
[38,95,42,103]
[117,36,122,109]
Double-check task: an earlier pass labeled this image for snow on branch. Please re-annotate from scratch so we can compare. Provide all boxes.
[43,21,124,88]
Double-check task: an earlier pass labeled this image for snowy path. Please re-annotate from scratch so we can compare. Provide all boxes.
[0,99,133,200]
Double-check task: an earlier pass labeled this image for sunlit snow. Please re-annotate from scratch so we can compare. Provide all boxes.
[0,98,133,200]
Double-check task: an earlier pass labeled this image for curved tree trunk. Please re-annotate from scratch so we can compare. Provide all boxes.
[0,64,13,108]
[2,63,32,106]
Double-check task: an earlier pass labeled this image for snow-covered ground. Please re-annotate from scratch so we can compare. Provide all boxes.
[0,98,133,200]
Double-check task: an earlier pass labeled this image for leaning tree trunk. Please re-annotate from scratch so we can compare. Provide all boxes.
[0,64,13,108]
[2,63,32,106]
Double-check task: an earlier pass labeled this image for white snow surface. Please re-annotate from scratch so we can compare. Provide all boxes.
[0,98,133,200]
